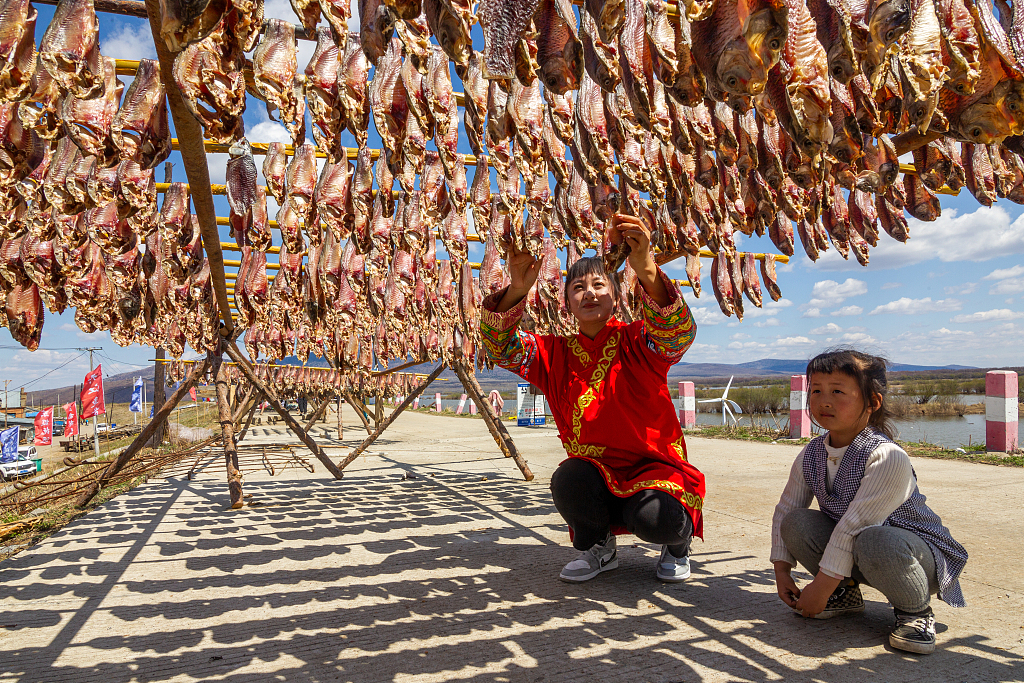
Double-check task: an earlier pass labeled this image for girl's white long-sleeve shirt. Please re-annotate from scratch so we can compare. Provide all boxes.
[770,438,917,579]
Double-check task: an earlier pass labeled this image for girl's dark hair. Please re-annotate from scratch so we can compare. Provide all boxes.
[805,347,898,440]
[563,256,621,310]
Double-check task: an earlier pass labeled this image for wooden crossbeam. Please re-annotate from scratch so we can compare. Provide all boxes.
[221,339,345,479]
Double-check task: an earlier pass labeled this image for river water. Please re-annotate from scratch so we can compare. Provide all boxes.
[679,406,988,449]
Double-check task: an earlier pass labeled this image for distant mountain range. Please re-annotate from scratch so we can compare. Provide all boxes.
[668,358,977,379]
[24,357,980,406]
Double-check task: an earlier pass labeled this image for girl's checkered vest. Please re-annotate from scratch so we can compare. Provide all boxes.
[803,428,968,607]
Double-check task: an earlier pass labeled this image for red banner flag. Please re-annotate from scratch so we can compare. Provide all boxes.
[34,407,53,446]
[189,386,197,401]
[81,366,105,419]
[63,403,79,437]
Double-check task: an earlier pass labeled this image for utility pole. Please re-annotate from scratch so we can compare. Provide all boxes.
[77,348,102,457]
[3,379,9,428]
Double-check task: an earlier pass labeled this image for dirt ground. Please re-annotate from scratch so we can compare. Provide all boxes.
[0,407,1021,682]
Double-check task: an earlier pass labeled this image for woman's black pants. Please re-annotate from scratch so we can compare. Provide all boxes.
[549,458,694,556]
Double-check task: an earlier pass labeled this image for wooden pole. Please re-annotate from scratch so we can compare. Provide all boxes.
[214,353,243,508]
[344,393,373,434]
[235,396,260,444]
[371,358,427,377]
[76,358,212,507]
[221,340,345,479]
[338,364,445,470]
[303,396,331,432]
[143,0,233,334]
[337,394,343,440]
[451,361,534,481]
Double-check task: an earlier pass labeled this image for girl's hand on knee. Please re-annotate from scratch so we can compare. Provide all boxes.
[773,562,801,608]
[793,573,842,618]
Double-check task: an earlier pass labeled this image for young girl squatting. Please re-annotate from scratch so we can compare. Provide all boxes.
[770,349,968,654]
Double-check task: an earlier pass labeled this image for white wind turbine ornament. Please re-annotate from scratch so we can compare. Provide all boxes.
[697,376,743,426]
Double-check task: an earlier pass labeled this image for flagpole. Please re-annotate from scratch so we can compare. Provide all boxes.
[87,349,100,457]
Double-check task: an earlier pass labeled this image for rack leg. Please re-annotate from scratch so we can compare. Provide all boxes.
[452,362,534,482]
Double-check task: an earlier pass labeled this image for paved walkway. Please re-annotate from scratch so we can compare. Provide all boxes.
[1,410,1022,682]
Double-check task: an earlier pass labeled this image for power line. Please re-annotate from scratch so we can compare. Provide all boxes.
[16,352,88,391]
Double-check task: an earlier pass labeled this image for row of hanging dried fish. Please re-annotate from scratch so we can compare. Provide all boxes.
[161,358,425,399]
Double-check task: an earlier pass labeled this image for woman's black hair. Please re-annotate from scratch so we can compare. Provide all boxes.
[562,256,621,311]
[805,347,898,440]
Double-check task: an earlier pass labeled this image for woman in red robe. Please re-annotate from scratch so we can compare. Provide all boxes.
[479,215,706,583]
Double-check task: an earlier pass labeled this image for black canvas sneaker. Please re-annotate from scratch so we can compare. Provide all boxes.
[812,579,866,619]
[889,608,936,654]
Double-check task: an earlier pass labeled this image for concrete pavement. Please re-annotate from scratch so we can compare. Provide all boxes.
[0,409,1021,682]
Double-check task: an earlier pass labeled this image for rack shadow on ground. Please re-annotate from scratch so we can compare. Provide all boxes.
[0,464,1020,683]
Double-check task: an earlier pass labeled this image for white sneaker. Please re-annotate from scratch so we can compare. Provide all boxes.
[559,533,618,582]
[656,545,691,582]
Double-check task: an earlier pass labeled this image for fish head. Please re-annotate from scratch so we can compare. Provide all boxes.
[993,81,1024,135]
[958,100,1013,144]
[742,8,786,72]
[716,38,767,96]
[905,94,941,135]
[827,45,858,84]
[867,0,910,49]
[944,64,979,97]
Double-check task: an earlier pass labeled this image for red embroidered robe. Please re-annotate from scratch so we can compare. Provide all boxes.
[479,269,706,538]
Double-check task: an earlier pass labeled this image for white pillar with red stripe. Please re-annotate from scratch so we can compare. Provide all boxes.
[469,402,477,415]
[413,396,419,410]
[790,375,810,438]
[678,381,696,428]
[986,370,1019,452]
[457,394,468,414]
[435,393,442,412]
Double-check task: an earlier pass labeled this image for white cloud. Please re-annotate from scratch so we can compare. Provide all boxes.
[249,121,292,145]
[840,332,878,344]
[775,336,814,347]
[101,21,157,60]
[832,305,863,316]
[810,323,843,335]
[728,341,768,350]
[983,265,1024,280]
[988,277,1024,296]
[689,307,721,326]
[802,307,823,318]
[945,282,977,296]
[950,309,1024,323]
[881,282,902,290]
[869,297,963,315]
[744,298,793,319]
[730,333,751,340]
[813,206,1024,270]
[807,278,868,308]
[753,317,781,327]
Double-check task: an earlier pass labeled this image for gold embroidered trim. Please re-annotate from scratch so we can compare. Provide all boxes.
[589,459,705,512]
[562,330,621,458]
[566,337,592,366]
[669,437,688,462]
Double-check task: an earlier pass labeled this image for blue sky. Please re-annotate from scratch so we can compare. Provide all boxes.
[3,4,1023,396]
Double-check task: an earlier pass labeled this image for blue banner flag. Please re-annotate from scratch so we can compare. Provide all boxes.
[130,377,143,413]
[0,426,18,463]
[149,406,154,418]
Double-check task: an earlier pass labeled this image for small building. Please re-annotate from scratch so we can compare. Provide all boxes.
[0,416,36,443]
[0,389,28,420]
